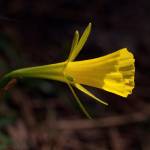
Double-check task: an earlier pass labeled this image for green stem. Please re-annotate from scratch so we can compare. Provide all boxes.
[0,73,13,90]
[0,62,67,90]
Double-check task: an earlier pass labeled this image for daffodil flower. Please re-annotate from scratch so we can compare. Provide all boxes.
[0,23,135,118]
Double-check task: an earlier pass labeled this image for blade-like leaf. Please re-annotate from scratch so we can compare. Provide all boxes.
[65,79,92,119]
[74,83,108,106]
[69,23,92,61]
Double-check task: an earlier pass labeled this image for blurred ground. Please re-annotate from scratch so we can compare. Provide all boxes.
[0,0,150,150]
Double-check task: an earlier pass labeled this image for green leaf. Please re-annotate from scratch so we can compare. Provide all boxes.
[74,83,108,106]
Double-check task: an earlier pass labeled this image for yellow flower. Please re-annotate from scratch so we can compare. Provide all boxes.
[65,48,134,98]
[0,23,135,118]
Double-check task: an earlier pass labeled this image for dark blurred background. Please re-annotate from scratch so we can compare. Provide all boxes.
[0,0,150,150]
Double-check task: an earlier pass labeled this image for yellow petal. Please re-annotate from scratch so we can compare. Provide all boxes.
[74,83,108,105]
[69,23,92,61]
[68,30,79,61]
[65,78,92,119]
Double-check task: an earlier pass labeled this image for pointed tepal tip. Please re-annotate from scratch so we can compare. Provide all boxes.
[88,22,92,28]
[89,22,92,25]
[86,22,92,33]
[75,30,79,36]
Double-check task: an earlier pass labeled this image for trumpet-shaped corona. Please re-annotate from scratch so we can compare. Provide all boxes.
[0,23,135,118]
[64,48,134,98]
